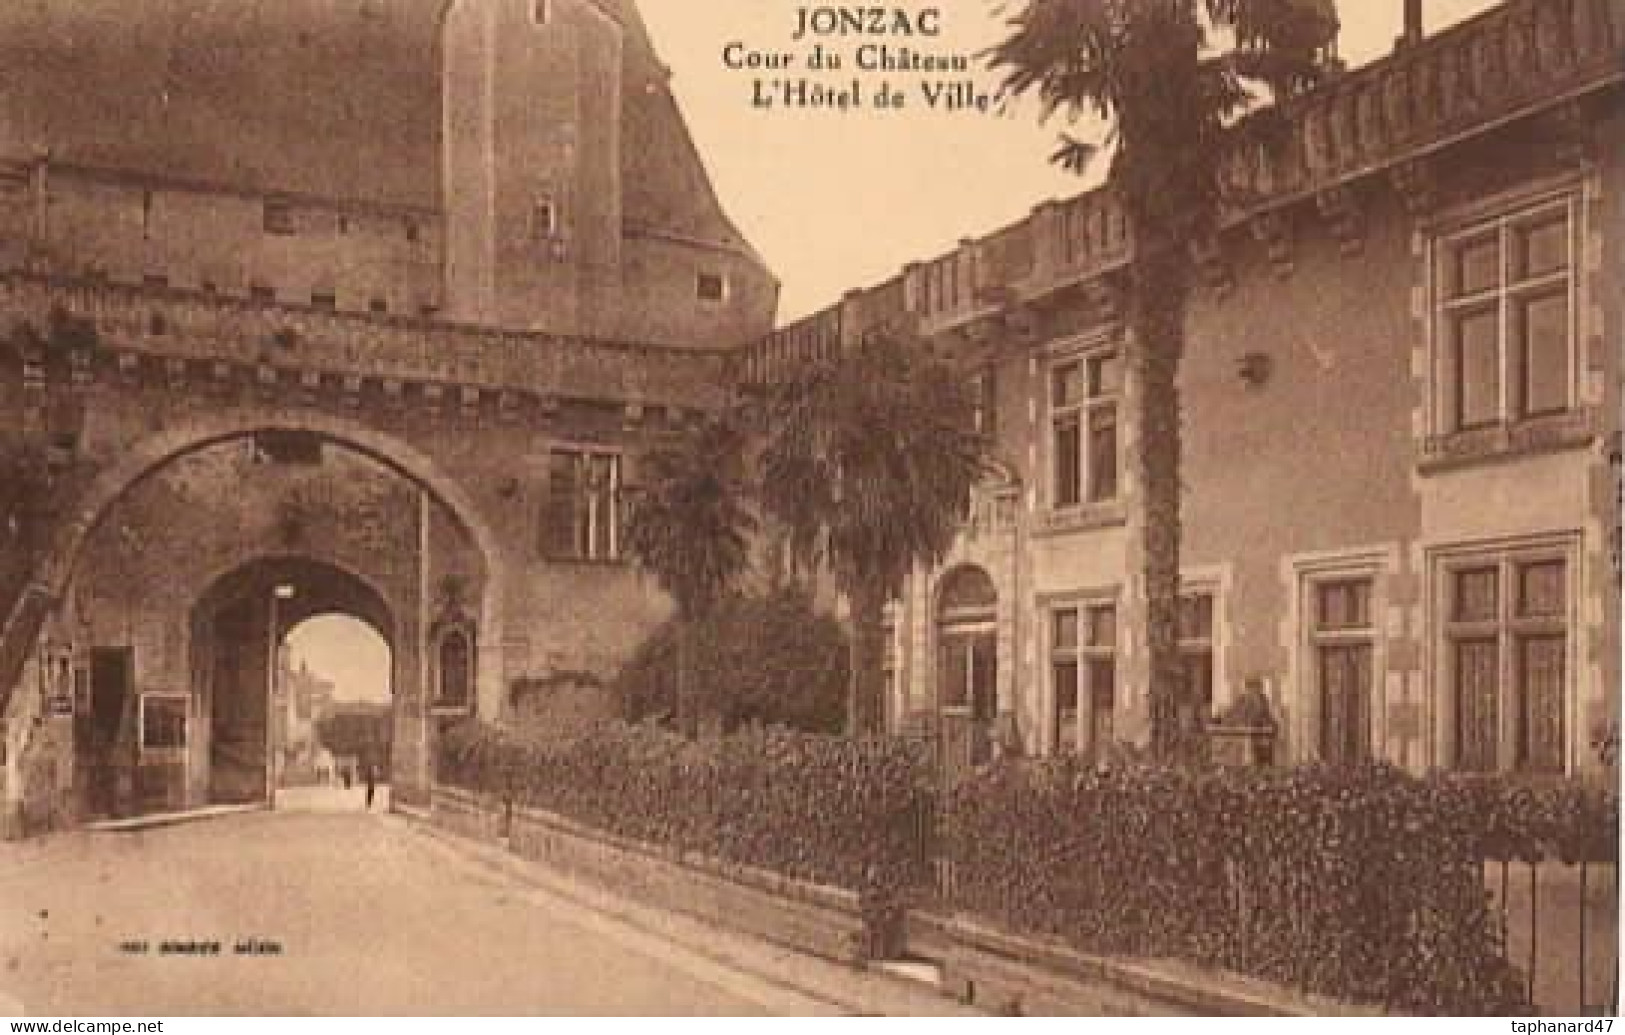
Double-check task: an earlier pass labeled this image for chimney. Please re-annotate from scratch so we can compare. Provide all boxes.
[1397,0,1424,50]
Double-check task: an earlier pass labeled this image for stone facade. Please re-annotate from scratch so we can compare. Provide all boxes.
[0,0,777,345]
[749,0,1623,780]
[0,0,776,833]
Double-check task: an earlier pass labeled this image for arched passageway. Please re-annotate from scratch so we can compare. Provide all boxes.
[189,557,393,809]
[55,429,488,820]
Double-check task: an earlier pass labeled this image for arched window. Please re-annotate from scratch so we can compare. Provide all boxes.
[935,566,996,715]
[437,628,473,710]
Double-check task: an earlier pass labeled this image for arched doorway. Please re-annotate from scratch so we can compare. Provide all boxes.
[38,411,503,717]
[189,557,394,809]
[936,565,998,772]
[55,427,488,819]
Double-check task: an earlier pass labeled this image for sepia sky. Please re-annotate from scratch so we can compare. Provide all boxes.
[639,0,1502,323]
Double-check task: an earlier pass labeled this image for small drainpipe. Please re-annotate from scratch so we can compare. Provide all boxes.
[1398,0,1425,50]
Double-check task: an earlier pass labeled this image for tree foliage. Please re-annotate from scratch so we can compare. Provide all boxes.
[314,705,392,771]
[623,415,756,620]
[622,415,757,735]
[757,335,991,735]
[615,586,849,736]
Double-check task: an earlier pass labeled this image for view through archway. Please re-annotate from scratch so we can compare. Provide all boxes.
[61,434,485,821]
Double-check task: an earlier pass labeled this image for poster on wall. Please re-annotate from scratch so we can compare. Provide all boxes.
[0,0,1618,1022]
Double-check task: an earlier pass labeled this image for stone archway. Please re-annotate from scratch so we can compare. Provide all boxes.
[40,410,506,718]
[187,555,396,811]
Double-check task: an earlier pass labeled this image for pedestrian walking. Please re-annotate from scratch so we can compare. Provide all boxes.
[364,763,378,810]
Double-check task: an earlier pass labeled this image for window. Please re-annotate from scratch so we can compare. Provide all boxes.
[697,272,727,303]
[532,199,558,241]
[311,291,336,311]
[1178,592,1215,718]
[532,0,550,24]
[541,450,622,561]
[369,297,389,315]
[1436,198,1574,432]
[1051,602,1116,758]
[404,218,420,244]
[936,567,997,742]
[882,611,900,719]
[1312,578,1374,763]
[1051,350,1120,507]
[263,200,295,236]
[251,430,323,466]
[437,629,473,709]
[971,368,997,437]
[1443,551,1569,774]
[139,695,187,752]
[249,283,275,304]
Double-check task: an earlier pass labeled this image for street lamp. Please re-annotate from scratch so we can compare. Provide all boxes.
[266,583,295,808]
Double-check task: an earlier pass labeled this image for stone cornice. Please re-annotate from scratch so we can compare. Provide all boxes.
[0,272,731,413]
[746,0,1622,382]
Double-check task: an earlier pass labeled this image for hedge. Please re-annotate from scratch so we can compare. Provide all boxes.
[942,760,1618,1015]
[437,720,934,918]
[438,718,1615,1012]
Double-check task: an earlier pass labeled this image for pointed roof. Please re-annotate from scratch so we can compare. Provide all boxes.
[0,0,446,209]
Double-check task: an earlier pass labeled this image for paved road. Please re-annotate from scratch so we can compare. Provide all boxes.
[0,792,851,1016]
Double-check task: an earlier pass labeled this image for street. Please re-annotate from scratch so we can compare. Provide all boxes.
[0,789,893,1016]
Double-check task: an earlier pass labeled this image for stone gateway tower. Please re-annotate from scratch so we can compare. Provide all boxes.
[440,0,777,342]
[0,0,776,834]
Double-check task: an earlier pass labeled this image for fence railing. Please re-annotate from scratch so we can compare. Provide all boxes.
[1490,858,1620,1016]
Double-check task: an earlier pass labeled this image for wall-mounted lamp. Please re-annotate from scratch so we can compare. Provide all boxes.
[1237,351,1273,389]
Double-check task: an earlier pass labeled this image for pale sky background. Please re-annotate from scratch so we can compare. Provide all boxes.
[289,0,1501,698]
[288,615,392,704]
[639,0,1501,322]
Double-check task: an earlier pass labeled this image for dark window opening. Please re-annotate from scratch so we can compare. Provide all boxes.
[264,201,295,236]
[541,451,622,561]
[697,272,727,302]
[251,430,324,466]
[438,631,473,708]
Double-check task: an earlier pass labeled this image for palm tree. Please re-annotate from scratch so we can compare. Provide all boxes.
[623,415,756,736]
[989,0,1336,758]
[758,334,991,737]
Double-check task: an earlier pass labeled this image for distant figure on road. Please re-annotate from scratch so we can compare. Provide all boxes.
[364,763,378,810]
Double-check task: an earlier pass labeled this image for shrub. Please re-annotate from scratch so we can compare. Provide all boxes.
[437,718,934,952]
[941,760,1557,1014]
[613,586,848,735]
